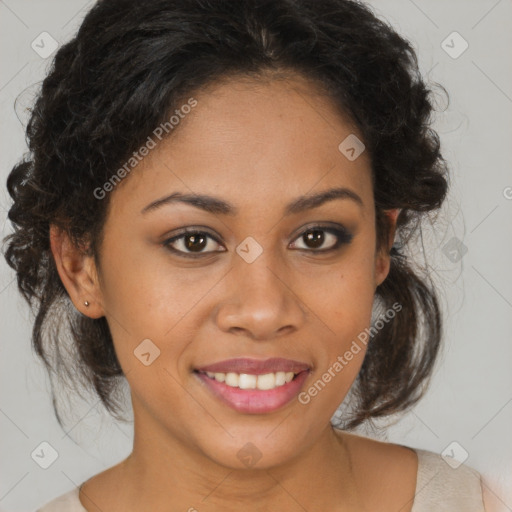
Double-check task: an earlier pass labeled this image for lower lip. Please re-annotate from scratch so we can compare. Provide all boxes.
[194,371,310,414]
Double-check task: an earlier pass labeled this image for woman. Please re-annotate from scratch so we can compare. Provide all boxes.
[3,0,489,510]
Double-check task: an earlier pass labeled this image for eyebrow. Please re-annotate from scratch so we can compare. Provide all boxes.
[140,186,363,216]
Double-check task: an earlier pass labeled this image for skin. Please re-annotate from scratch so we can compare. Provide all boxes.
[50,72,418,512]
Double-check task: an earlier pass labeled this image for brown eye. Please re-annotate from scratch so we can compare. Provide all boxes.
[163,230,224,257]
[182,233,208,252]
[303,229,326,249]
[289,225,353,252]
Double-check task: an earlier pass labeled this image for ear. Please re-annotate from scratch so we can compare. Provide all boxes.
[49,224,105,319]
[374,208,400,288]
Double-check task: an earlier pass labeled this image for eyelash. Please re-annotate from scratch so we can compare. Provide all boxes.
[162,224,353,259]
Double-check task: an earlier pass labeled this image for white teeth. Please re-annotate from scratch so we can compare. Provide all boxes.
[275,372,286,386]
[225,372,239,387]
[239,373,257,389]
[256,373,275,390]
[202,370,298,390]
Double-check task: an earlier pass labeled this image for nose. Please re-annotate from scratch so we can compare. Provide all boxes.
[214,255,307,341]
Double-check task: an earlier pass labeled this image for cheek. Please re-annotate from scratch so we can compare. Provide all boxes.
[323,277,373,378]
[319,248,376,328]
[333,271,375,333]
[299,269,375,415]
[99,231,203,334]
[310,243,377,375]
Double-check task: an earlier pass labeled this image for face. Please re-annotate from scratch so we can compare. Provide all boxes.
[52,73,395,470]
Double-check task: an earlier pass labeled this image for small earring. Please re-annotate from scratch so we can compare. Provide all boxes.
[84,300,90,307]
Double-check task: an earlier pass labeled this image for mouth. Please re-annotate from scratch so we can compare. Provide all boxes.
[193,358,311,414]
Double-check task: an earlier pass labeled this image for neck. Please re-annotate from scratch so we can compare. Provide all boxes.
[113,411,363,512]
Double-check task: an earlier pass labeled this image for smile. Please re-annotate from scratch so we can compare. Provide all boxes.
[199,370,297,390]
[193,364,311,414]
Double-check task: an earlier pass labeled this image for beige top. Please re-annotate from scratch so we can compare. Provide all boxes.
[36,448,485,511]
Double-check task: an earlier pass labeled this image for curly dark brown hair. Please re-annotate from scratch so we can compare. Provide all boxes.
[2,0,448,430]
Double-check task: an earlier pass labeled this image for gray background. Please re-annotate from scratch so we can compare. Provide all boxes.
[1,1,511,510]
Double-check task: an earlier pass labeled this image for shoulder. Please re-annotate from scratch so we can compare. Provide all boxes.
[340,430,419,511]
[339,431,486,512]
[412,447,485,512]
[36,486,87,512]
[341,430,419,485]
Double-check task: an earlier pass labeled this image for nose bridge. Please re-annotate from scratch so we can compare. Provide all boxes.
[236,252,284,304]
[215,247,306,340]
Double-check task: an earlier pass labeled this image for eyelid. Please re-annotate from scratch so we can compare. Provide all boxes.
[162,223,353,257]
[288,222,351,241]
[288,223,353,251]
[164,226,222,242]
[162,227,225,257]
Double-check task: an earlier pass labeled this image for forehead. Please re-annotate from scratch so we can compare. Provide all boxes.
[110,72,373,217]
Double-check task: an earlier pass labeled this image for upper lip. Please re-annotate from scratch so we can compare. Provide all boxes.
[195,357,311,375]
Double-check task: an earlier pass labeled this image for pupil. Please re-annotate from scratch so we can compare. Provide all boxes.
[185,233,207,252]
[305,230,324,248]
